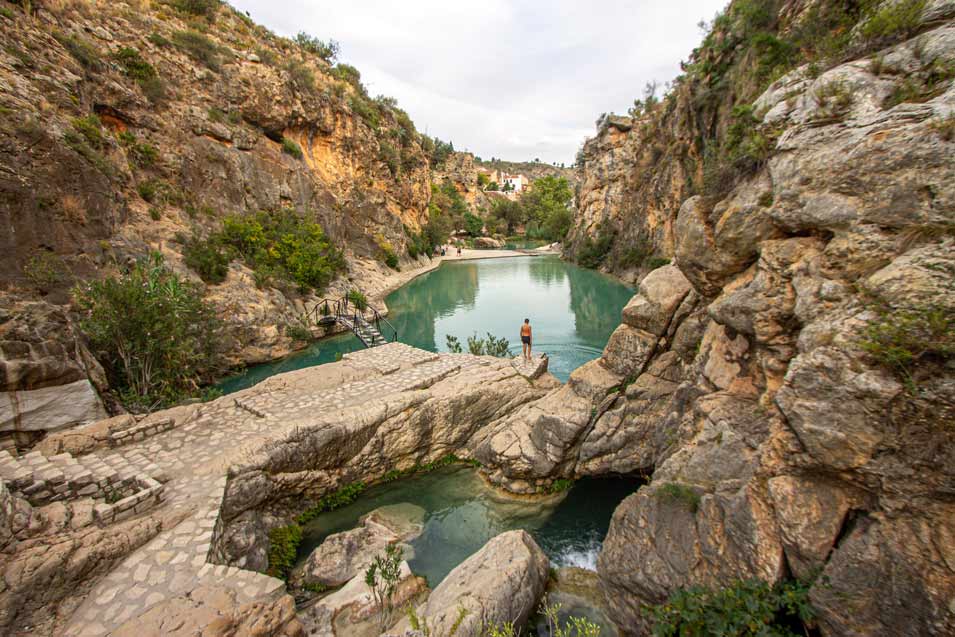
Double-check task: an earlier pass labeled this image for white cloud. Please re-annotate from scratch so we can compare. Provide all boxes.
[228,0,727,164]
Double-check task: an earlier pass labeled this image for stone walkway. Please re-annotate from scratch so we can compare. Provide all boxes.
[61,343,491,636]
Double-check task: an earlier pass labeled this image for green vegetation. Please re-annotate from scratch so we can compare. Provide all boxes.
[285,322,312,342]
[137,179,159,202]
[296,481,367,525]
[884,57,955,108]
[930,114,955,141]
[114,46,156,81]
[378,139,399,177]
[548,478,574,494]
[347,288,368,312]
[446,332,511,357]
[365,544,403,631]
[576,223,616,269]
[23,250,66,292]
[266,523,302,580]
[381,454,481,483]
[149,206,161,221]
[860,0,926,43]
[54,31,101,71]
[281,137,303,159]
[214,209,344,293]
[182,234,230,284]
[426,137,454,168]
[63,115,114,177]
[647,578,814,637]
[294,31,339,62]
[172,29,222,71]
[73,253,222,409]
[813,81,854,121]
[119,131,159,168]
[166,0,221,19]
[860,301,955,390]
[284,59,315,91]
[655,482,701,513]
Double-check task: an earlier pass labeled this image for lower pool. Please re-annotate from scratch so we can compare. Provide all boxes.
[296,465,642,588]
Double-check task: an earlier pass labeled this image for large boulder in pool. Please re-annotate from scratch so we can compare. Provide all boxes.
[292,503,425,588]
[411,530,549,636]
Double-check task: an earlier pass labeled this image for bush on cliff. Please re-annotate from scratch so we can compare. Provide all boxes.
[73,253,223,409]
[648,578,815,637]
[217,209,345,293]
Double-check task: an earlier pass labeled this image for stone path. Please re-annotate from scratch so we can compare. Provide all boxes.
[58,343,491,636]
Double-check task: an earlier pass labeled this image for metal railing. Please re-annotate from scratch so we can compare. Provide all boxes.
[304,295,398,347]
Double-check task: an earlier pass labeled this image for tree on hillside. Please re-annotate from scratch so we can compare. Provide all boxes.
[522,175,573,236]
[491,198,525,234]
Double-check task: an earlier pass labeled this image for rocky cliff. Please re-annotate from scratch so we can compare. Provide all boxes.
[1,0,441,439]
[544,1,955,634]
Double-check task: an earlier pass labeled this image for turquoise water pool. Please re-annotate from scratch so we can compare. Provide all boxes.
[218,255,633,392]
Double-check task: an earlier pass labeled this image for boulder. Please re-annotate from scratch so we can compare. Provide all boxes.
[473,237,504,249]
[411,530,550,637]
[292,513,415,589]
[621,265,693,336]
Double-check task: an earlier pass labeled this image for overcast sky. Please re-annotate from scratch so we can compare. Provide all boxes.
[229,0,728,165]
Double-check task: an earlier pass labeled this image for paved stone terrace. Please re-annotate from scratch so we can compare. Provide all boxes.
[62,343,493,636]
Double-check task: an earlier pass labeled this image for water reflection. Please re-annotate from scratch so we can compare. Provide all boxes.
[218,255,634,392]
[296,466,643,588]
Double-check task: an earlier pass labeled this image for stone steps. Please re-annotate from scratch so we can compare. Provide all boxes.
[0,448,167,514]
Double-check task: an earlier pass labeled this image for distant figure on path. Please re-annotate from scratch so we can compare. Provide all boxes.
[520,318,532,362]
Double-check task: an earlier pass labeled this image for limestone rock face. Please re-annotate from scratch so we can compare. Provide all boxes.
[0,1,435,383]
[562,8,955,637]
[0,296,108,445]
[412,530,550,637]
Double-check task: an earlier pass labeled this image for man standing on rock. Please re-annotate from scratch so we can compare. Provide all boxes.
[520,318,532,362]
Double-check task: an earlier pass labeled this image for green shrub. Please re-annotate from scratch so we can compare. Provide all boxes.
[172,30,221,70]
[813,81,854,121]
[860,302,955,389]
[576,223,615,269]
[329,63,362,91]
[284,59,314,91]
[123,136,159,168]
[378,140,399,177]
[648,578,815,637]
[166,0,220,19]
[71,115,105,149]
[655,482,701,513]
[219,209,344,292]
[73,253,222,409]
[63,117,114,177]
[23,251,66,292]
[281,137,303,159]
[285,322,312,341]
[293,31,338,62]
[884,59,955,108]
[113,47,167,103]
[350,95,380,130]
[347,288,368,312]
[458,332,510,357]
[548,478,574,494]
[384,250,399,269]
[295,481,367,525]
[147,32,171,47]
[183,235,230,284]
[861,0,926,43]
[646,257,672,270]
[266,523,302,580]
[114,47,156,82]
[137,179,159,202]
[148,206,161,221]
[54,31,101,70]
